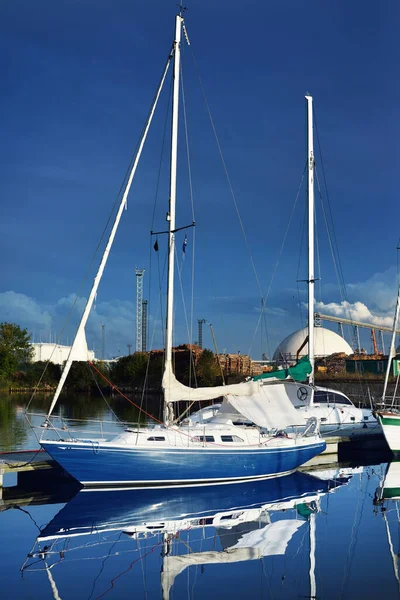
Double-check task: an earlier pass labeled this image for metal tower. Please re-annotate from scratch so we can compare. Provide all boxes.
[135,268,145,352]
[142,300,148,352]
[198,319,206,349]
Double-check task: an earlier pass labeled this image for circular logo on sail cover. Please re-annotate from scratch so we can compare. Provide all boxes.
[297,386,308,401]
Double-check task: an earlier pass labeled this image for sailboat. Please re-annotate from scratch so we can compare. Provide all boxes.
[376,285,400,453]
[36,12,325,486]
[253,96,380,440]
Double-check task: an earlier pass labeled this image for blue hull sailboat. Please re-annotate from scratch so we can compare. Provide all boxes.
[38,11,325,487]
[41,436,324,487]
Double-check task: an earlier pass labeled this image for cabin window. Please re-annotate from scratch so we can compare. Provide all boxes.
[221,435,244,443]
[314,391,352,406]
[355,361,364,374]
[331,393,352,406]
[193,435,215,443]
[314,391,332,404]
[147,436,165,441]
[378,361,384,373]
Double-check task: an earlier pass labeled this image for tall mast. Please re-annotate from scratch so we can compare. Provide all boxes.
[165,14,182,370]
[306,95,315,385]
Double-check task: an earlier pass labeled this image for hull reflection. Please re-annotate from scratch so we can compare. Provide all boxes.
[23,469,356,599]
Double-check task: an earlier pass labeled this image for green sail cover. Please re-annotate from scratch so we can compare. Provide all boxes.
[252,356,312,383]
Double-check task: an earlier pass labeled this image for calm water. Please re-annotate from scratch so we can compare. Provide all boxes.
[1,393,400,599]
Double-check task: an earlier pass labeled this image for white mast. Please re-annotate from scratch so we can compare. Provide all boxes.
[309,512,317,599]
[382,285,400,402]
[306,95,315,385]
[45,52,173,419]
[164,15,182,395]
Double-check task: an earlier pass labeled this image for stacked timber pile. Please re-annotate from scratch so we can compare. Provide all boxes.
[250,363,275,376]
[347,353,385,360]
[151,345,266,378]
[315,352,347,375]
[218,353,252,376]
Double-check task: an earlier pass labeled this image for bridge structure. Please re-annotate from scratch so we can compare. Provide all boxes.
[315,312,400,354]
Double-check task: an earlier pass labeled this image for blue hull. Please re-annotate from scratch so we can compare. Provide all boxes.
[41,440,326,486]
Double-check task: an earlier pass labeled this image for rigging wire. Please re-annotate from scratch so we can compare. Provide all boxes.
[339,470,369,600]
[137,61,174,430]
[26,46,175,412]
[87,362,122,423]
[180,46,198,389]
[87,533,124,600]
[175,244,199,389]
[248,165,307,358]
[187,45,265,300]
[313,107,349,306]
[313,112,370,397]
[296,192,308,332]
[397,240,400,288]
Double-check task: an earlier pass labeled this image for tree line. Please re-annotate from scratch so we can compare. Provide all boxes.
[0,322,226,392]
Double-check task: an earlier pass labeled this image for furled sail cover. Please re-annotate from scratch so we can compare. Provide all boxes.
[226,382,307,429]
[162,363,259,404]
[253,356,312,383]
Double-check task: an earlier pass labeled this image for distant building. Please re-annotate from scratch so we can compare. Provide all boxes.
[345,355,400,376]
[273,326,353,364]
[31,343,95,365]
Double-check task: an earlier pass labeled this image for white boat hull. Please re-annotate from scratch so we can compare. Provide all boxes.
[378,412,400,454]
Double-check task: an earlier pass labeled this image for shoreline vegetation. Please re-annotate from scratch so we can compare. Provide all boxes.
[5,371,391,394]
[2,353,393,397]
[0,321,393,398]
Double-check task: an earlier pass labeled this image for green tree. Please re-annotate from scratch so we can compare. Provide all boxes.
[195,349,220,386]
[0,322,33,383]
[66,361,110,392]
[110,353,148,387]
[24,361,62,388]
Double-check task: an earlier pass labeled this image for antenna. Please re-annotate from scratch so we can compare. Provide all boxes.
[197,319,206,349]
[136,268,145,352]
[142,300,148,352]
[177,1,188,16]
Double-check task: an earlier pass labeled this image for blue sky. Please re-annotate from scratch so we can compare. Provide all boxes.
[1,0,399,359]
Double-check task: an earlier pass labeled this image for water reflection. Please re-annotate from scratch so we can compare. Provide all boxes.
[374,461,400,591]
[0,391,159,451]
[22,470,354,599]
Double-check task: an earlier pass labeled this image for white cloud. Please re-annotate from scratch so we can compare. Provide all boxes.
[0,291,52,332]
[345,266,398,312]
[0,291,157,358]
[315,300,394,328]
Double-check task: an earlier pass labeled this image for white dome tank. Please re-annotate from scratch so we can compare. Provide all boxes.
[273,326,353,361]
